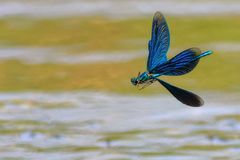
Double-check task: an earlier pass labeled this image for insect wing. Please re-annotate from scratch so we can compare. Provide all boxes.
[156,78,204,107]
[147,12,170,71]
[150,48,201,75]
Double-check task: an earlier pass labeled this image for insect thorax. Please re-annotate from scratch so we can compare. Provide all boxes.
[138,72,151,83]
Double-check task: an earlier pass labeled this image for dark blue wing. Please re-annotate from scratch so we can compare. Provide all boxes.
[147,12,170,71]
[150,48,202,75]
[156,78,204,107]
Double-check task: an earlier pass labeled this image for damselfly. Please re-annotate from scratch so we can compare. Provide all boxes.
[131,12,213,107]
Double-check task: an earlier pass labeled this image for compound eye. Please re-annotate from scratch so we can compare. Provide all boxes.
[131,78,138,85]
[131,78,134,82]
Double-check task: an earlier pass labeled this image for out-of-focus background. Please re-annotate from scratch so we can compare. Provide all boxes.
[0,0,240,160]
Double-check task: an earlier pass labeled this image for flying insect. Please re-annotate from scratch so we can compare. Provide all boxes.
[131,12,213,107]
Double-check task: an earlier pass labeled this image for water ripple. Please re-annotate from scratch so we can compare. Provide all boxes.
[0,92,239,159]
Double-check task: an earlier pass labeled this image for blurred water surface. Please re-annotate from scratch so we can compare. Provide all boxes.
[0,0,239,159]
[0,92,239,160]
[0,0,240,18]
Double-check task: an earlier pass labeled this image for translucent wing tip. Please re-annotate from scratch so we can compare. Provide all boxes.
[153,11,164,23]
[154,11,163,17]
[189,47,202,56]
[193,48,213,59]
[188,48,213,58]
